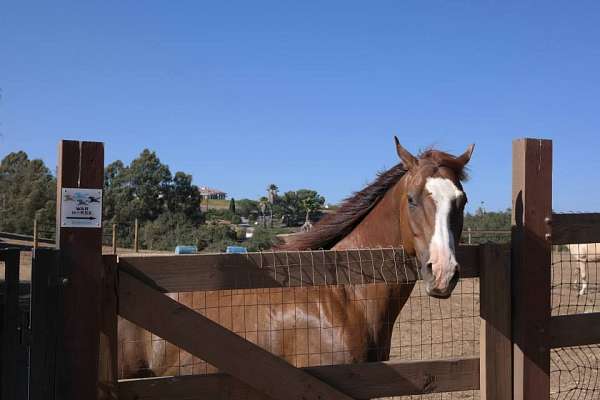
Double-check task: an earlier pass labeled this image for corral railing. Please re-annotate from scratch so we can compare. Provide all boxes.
[115,245,487,399]
[4,137,598,400]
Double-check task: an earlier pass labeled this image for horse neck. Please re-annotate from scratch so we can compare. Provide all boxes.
[331,178,413,360]
[332,178,406,250]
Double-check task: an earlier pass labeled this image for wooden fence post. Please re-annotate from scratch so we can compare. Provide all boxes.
[480,243,512,400]
[511,138,552,400]
[112,224,117,255]
[33,218,38,250]
[134,218,139,253]
[54,140,116,400]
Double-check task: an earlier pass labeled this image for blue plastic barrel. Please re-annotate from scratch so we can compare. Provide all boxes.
[175,245,198,254]
[226,246,248,254]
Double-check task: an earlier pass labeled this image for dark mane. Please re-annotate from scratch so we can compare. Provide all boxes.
[276,163,407,250]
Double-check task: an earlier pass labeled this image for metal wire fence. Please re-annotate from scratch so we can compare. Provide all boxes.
[551,243,600,400]
[117,247,480,399]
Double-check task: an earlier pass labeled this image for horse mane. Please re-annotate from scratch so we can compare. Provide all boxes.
[276,149,469,251]
[276,163,407,251]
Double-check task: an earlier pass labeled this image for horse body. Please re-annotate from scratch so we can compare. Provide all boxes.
[567,243,599,296]
[118,138,474,378]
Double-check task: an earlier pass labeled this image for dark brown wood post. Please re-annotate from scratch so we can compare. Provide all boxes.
[33,218,39,250]
[134,218,139,252]
[55,140,117,400]
[112,224,117,255]
[511,138,552,400]
[480,243,512,400]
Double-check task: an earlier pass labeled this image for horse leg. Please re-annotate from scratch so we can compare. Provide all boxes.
[578,260,588,296]
[117,316,154,378]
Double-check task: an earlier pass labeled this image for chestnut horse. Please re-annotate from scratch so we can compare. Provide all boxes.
[119,137,474,377]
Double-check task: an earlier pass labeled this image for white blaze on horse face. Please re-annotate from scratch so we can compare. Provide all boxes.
[425,177,464,290]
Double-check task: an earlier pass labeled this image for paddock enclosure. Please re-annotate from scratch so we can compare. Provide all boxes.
[1,138,600,400]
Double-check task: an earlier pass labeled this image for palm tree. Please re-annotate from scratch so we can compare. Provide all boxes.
[266,185,278,227]
[266,184,278,204]
[300,197,319,232]
[259,197,269,228]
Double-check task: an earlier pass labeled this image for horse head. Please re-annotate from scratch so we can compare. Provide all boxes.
[394,137,474,299]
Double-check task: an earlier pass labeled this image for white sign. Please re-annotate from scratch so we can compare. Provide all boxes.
[60,188,102,228]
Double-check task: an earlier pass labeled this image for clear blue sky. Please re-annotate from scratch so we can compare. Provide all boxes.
[2,1,600,212]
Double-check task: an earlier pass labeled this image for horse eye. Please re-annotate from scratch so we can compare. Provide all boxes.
[407,194,417,208]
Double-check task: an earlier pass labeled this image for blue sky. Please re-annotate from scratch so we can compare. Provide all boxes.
[1,1,599,212]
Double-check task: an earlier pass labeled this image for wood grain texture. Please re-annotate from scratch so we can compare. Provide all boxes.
[551,213,600,245]
[511,138,552,400]
[29,249,60,400]
[118,271,354,400]
[549,312,600,348]
[118,245,479,293]
[55,140,106,400]
[118,357,480,400]
[479,243,512,400]
[98,255,118,400]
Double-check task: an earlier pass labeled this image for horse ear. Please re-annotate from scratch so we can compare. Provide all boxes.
[456,143,475,167]
[394,136,418,169]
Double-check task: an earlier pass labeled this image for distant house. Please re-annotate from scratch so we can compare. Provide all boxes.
[199,186,227,200]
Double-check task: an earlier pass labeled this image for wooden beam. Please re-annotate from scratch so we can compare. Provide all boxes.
[511,138,552,400]
[118,245,480,293]
[549,313,600,348]
[479,243,512,400]
[29,249,61,400]
[1,249,20,400]
[55,140,106,400]
[118,357,480,400]
[98,255,118,400]
[551,213,600,245]
[118,271,354,400]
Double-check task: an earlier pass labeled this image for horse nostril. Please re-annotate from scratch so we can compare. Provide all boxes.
[426,263,433,274]
[451,268,460,284]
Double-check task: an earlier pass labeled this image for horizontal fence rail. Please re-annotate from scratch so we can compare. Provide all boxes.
[118,245,480,293]
[118,357,480,400]
[552,213,600,245]
[549,313,600,349]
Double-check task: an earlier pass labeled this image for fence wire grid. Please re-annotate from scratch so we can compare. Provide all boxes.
[118,247,480,400]
[552,242,600,400]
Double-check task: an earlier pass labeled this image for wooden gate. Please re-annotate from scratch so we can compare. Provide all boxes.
[21,137,599,400]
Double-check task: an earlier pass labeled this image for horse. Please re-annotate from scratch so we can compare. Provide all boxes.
[566,243,599,296]
[118,137,474,378]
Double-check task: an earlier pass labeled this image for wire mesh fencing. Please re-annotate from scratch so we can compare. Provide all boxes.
[551,243,600,400]
[117,247,480,399]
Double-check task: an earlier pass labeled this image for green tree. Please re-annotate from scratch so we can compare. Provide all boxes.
[196,223,238,252]
[229,198,236,214]
[0,151,56,234]
[167,171,202,223]
[246,227,278,251]
[128,149,172,221]
[141,212,197,251]
[235,199,258,219]
[278,189,325,227]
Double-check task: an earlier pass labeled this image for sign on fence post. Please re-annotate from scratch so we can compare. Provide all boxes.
[55,140,116,400]
[511,138,552,400]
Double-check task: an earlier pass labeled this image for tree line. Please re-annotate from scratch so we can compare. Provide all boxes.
[0,149,327,251]
[0,149,512,250]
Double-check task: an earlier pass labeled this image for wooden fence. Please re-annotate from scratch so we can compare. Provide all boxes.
[1,137,600,400]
